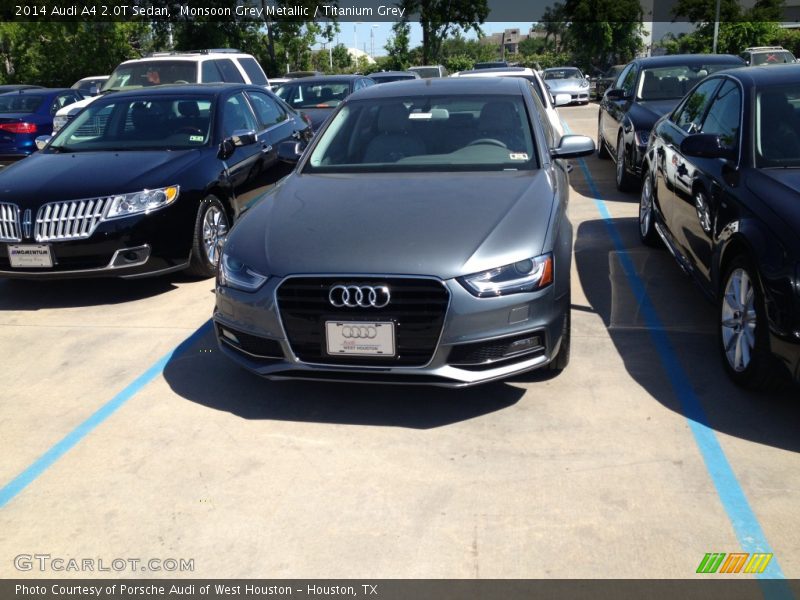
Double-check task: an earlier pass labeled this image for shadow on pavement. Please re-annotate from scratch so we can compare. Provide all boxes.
[575,216,800,453]
[163,326,525,429]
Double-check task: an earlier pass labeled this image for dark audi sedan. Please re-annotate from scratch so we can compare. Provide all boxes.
[0,84,311,279]
[598,54,744,191]
[640,65,800,389]
[214,78,595,386]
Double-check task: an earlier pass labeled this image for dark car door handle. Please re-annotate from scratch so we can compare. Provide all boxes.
[292,130,301,140]
[261,143,273,154]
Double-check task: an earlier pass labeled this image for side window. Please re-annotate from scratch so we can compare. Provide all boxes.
[614,65,632,90]
[362,78,375,88]
[222,92,259,137]
[620,66,638,96]
[237,57,268,86]
[672,78,721,133]
[247,91,287,128]
[202,61,224,83]
[215,59,245,84]
[700,80,741,151]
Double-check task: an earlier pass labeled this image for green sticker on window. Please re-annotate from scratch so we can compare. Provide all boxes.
[189,135,204,142]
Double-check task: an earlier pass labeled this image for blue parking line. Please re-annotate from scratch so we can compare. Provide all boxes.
[0,320,212,509]
[564,122,791,592]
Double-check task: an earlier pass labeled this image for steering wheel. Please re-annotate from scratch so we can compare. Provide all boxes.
[467,138,507,148]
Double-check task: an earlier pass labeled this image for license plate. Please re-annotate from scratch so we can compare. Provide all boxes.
[325,321,395,356]
[8,244,53,268]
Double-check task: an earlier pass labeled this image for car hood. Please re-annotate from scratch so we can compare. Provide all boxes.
[227,170,557,280]
[744,169,800,250]
[628,99,681,129]
[545,79,587,92]
[0,150,204,207]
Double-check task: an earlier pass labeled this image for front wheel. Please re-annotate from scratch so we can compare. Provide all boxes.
[547,300,571,372]
[597,120,610,159]
[186,195,229,278]
[639,168,661,247]
[615,135,637,192]
[718,256,786,390]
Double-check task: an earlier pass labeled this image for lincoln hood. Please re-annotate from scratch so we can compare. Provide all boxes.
[225,170,559,280]
[0,150,205,207]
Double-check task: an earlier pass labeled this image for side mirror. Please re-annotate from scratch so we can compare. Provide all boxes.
[231,129,257,147]
[680,134,736,161]
[605,88,629,101]
[551,134,596,159]
[218,139,235,160]
[277,140,304,164]
[553,93,572,107]
[35,135,52,151]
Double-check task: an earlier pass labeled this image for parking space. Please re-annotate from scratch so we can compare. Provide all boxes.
[0,104,798,580]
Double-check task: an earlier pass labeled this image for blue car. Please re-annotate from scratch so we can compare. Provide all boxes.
[0,88,82,166]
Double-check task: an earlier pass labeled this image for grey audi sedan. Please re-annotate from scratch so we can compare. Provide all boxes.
[213,78,594,386]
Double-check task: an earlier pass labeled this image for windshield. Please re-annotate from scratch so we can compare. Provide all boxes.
[409,67,442,79]
[544,68,583,80]
[103,61,196,91]
[49,95,213,152]
[756,84,800,168]
[276,81,349,108]
[637,63,742,101]
[0,94,44,113]
[752,51,795,65]
[304,94,537,173]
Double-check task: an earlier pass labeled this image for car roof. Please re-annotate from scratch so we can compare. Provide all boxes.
[0,87,73,95]
[370,71,418,77]
[349,77,524,100]
[88,83,262,100]
[629,53,745,68]
[715,63,800,88]
[459,67,532,75]
[278,75,366,85]
[544,66,581,70]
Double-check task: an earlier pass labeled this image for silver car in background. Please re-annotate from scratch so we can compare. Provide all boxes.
[213,78,594,386]
[542,67,591,105]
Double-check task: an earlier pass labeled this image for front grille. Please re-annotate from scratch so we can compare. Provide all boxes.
[0,202,21,242]
[35,197,110,242]
[277,277,449,367]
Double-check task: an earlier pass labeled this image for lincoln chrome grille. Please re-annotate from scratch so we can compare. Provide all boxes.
[35,198,110,242]
[277,277,449,367]
[0,202,21,242]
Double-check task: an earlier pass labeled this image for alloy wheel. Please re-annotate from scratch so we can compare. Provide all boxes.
[640,174,653,237]
[202,205,228,266]
[721,268,757,372]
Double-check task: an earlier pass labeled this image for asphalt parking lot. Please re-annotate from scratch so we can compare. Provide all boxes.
[1,104,798,580]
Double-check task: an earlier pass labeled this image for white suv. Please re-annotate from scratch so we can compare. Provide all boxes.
[53,49,270,132]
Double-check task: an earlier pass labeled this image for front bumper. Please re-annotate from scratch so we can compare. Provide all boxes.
[0,203,194,279]
[213,274,569,387]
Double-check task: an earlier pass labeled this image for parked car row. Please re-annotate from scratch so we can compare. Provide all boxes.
[591,52,800,389]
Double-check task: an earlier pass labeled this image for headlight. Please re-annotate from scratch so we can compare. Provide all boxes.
[636,130,651,146]
[105,186,179,220]
[580,79,589,88]
[458,253,554,297]
[218,253,268,292]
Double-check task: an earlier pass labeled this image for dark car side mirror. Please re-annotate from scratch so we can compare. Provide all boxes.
[218,130,257,160]
[680,134,737,162]
[605,88,630,101]
[277,140,304,164]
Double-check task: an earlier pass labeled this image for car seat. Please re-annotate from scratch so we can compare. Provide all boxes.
[362,103,426,162]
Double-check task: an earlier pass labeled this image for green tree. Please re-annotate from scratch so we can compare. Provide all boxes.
[384,21,412,70]
[539,3,569,52]
[399,0,489,64]
[331,43,352,72]
[561,0,643,70]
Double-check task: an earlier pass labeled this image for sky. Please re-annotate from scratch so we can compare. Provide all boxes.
[321,21,535,58]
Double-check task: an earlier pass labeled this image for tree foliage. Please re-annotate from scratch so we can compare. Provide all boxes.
[562,0,643,71]
[400,0,489,64]
[384,21,412,71]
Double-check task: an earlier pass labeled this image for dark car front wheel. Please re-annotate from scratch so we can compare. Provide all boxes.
[639,168,661,247]
[597,120,610,159]
[187,195,229,278]
[719,256,786,390]
[615,135,637,192]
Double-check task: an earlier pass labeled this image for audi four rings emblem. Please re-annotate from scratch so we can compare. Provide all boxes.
[329,284,391,308]
[341,325,378,339]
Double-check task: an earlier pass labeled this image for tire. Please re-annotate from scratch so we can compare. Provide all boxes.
[186,195,229,278]
[639,167,661,247]
[615,134,637,192]
[718,255,787,391]
[597,119,610,159]
[547,300,571,372]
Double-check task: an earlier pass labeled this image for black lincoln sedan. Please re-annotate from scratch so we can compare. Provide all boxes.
[0,83,311,279]
[639,65,800,389]
[598,54,744,191]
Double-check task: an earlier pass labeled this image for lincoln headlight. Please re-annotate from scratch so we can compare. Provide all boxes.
[459,253,554,297]
[219,252,268,292]
[105,185,179,220]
